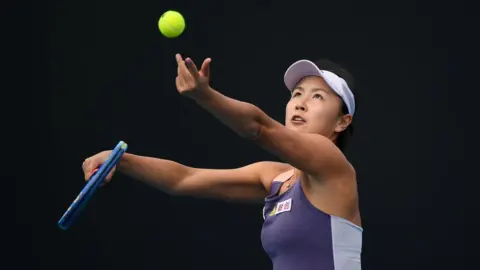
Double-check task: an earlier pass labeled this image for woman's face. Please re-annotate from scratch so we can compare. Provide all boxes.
[285,76,352,140]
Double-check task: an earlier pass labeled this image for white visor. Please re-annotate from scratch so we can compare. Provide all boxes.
[284,60,355,116]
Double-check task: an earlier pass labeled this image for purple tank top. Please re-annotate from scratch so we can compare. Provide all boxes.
[260,172,363,270]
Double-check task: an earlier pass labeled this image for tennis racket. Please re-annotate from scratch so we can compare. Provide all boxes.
[58,141,128,230]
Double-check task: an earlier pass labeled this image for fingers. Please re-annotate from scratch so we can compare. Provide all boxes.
[199,58,211,78]
[106,168,116,182]
[83,159,99,181]
[83,158,92,180]
[176,54,195,88]
[175,53,183,64]
[176,69,187,88]
[100,168,116,187]
[184,58,200,80]
[175,76,183,89]
[176,54,189,76]
[175,54,204,80]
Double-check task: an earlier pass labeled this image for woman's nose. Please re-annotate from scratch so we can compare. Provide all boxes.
[295,103,307,111]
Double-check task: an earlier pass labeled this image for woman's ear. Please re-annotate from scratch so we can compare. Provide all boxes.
[335,114,352,133]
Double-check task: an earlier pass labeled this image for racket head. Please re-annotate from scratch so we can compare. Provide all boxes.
[58,141,128,230]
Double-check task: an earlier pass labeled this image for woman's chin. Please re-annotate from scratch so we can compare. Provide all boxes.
[286,124,308,132]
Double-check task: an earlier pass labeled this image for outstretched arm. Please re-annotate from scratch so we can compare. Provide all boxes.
[176,55,352,179]
[117,153,277,202]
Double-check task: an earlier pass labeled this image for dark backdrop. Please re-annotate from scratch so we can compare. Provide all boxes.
[24,0,474,269]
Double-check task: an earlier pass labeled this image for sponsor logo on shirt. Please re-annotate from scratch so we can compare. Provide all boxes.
[263,198,292,219]
[275,198,292,214]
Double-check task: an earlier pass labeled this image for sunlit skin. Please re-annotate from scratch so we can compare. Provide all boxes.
[285,76,353,143]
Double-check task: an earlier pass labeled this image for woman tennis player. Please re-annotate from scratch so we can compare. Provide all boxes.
[83,54,362,270]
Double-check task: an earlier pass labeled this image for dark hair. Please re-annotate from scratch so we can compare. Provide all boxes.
[314,59,356,152]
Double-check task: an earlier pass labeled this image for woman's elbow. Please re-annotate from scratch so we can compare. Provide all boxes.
[239,121,264,140]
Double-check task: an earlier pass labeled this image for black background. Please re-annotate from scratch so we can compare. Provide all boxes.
[23,0,475,269]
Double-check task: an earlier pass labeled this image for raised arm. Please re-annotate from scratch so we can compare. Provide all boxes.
[176,55,352,179]
[195,90,350,178]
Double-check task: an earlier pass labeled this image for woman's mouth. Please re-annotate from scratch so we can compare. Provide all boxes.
[291,115,306,125]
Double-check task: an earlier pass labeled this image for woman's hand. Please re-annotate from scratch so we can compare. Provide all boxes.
[82,151,116,185]
[175,53,212,99]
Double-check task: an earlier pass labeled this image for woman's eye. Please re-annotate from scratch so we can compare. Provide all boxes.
[313,93,323,99]
[292,92,301,98]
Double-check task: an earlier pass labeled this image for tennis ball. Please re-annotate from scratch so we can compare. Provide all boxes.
[158,10,186,38]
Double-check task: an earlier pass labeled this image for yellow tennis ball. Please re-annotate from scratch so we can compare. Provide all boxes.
[158,10,186,38]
